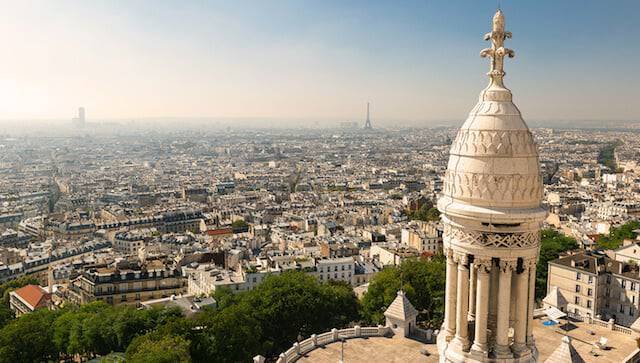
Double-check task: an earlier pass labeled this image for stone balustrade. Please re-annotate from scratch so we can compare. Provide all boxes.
[254,325,392,363]
[535,308,635,336]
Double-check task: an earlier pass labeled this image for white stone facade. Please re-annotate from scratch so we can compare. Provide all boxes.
[437,10,546,363]
[316,257,354,283]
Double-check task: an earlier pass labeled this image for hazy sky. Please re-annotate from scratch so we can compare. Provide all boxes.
[1,0,639,123]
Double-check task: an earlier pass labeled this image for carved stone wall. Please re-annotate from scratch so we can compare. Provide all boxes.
[450,129,537,157]
[442,170,543,205]
[443,223,539,249]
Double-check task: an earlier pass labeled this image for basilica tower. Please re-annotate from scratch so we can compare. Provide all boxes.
[437,10,546,363]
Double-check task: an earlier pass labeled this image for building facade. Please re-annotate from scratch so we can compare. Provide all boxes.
[68,258,185,307]
[9,284,52,317]
[546,251,640,327]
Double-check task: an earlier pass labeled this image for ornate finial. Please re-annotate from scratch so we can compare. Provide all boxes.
[480,9,514,88]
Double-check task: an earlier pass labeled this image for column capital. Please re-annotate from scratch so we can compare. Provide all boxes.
[453,251,469,266]
[445,247,455,260]
[475,257,492,273]
[499,258,517,273]
[523,258,537,270]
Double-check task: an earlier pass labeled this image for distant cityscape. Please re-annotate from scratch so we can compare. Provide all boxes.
[2,118,640,359]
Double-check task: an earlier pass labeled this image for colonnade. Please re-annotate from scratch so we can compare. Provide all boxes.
[443,249,537,359]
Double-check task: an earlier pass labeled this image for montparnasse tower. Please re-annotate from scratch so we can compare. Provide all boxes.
[437,9,546,363]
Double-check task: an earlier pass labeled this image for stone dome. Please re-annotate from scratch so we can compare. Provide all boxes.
[438,9,546,226]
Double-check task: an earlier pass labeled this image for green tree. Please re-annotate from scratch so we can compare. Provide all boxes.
[0,308,59,363]
[242,271,358,357]
[597,220,640,250]
[406,202,440,222]
[536,229,579,300]
[0,270,361,362]
[190,303,262,363]
[126,334,191,363]
[231,219,248,229]
[361,256,445,327]
[0,307,13,331]
[212,287,238,310]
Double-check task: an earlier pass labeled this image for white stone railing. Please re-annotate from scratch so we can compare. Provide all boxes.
[613,324,634,336]
[254,325,391,363]
[535,309,635,336]
[410,327,438,343]
[566,311,584,321]
[591,317,609,328]
[533,308,547,319]
[623,348,640,363]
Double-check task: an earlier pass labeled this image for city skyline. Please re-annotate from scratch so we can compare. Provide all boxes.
[1,0,639,124]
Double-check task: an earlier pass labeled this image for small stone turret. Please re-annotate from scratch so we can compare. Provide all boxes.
[384,290,419,338]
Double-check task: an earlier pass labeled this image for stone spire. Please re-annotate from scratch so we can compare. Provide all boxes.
[543,336,585,363]
[480,9,514,96]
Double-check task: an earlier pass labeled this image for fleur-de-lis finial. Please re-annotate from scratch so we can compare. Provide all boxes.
[480,9,514,88]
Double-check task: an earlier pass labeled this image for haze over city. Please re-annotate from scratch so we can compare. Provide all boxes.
[1,0,639,128]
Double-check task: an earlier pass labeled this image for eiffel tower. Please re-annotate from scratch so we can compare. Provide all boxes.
[364,102,372,129]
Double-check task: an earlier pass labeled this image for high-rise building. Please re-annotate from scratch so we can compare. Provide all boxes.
[437,10,546,362]
[72,107,85,128]
[364,102,372,129]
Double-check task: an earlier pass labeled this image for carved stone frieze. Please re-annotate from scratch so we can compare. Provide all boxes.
[450,129,537,157]
[442,170,543,204]
[443,223,539,249]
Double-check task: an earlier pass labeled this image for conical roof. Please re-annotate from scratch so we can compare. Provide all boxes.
[384,290,418,321]
[544,336,585,363]
[629,315,640,333]
[438,9,546,225]
[543,286,569,309]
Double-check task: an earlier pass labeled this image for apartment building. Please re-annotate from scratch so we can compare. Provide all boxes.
[546,251,640,327]
[68,257,185,307]
[400,221,442,253]
[9,284,51,317]
[315,257,355,284]
[370,244,421,266]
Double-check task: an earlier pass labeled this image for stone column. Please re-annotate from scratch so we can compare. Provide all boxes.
[526,259,537,347]
[495,258,516,358]
[512,262,530,356]
[454,252,470,351]
[468,262,477,321]
[470,257,492,357]
[444,248,458,340]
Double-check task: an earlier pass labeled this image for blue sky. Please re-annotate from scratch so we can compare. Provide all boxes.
[0,0,638,123]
